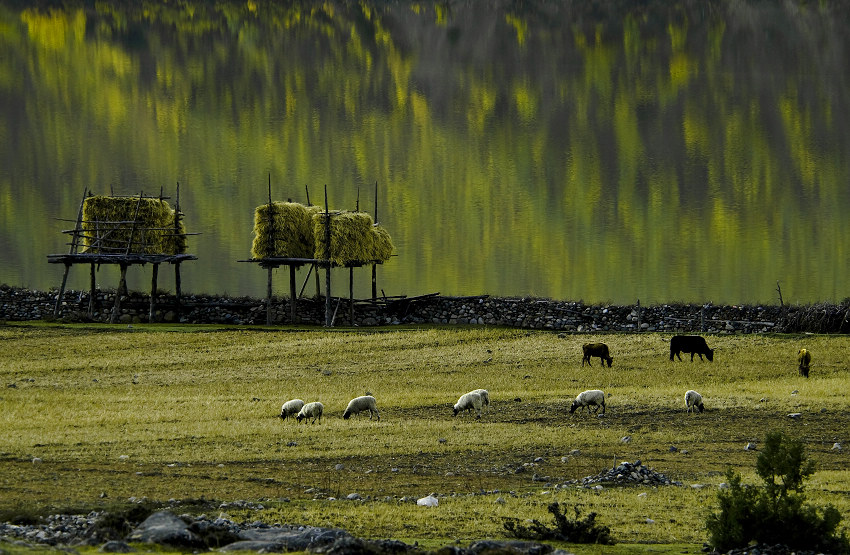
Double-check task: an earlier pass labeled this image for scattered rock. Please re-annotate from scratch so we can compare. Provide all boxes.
[745,442,757,451]
[99,540,136,552]
[125,511,203,548]
[564,460,680,488]
[416,495,438,507]
[787,413,802,419]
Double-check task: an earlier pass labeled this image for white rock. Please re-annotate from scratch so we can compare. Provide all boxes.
[32,457,42,464]
[832,443,842,451]
[637,492,647,498]
[118,455,129,461]
[719,483,730,489]
[620,436,632,444]
[645,518,655,524]
[787,413,802,419]
[417,495,438,507]
[745,442,757,451]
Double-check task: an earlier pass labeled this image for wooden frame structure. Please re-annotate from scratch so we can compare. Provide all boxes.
[47,186,197,323]
[240,183,388,327]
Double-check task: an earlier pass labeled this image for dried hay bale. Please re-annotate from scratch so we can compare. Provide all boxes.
[313,211,394,266]
[81,196,186,254]
[251,202,319,259]
[368,225,394,263]
[163,213,188,255]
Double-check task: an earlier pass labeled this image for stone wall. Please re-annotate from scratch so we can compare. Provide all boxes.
[0,284,801,333]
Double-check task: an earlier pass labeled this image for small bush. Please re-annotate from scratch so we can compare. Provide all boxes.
[706,431,849,554]
[503,502,614,545]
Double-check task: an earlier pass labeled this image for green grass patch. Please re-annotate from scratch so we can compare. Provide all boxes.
[1,323,849,552]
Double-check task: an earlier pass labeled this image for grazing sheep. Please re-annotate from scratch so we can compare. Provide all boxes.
[582,343,613,367]
[296,401,324,424]
[684,390,704,413]
[453,390,485,418]
[569,389,606,415]
[279,398,305,421]
[670,335,714,362]
[471,389,490,412]
[343,395,380,420]
[798,348,811,378]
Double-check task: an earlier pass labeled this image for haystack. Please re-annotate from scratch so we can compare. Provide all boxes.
[251,202,321,259]
[313,211,394,266]
[81,196,186,255]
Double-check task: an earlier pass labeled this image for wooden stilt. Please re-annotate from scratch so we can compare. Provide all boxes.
[54,263,71,316]
[149,263,159,323]
[289,265,298,324]
[349,267,354,325]
[267,267,273,326]
[315,265,321,297]
[324,186,332,327]
[174,262,182,318]
[111,263,128,324]
[88,263,96,319]
[372,264,377,300]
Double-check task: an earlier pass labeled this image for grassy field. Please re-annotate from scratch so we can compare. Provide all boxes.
[1,323,849,553]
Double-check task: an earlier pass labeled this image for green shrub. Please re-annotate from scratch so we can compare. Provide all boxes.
[503,502,614,545]
[706,431,849,554]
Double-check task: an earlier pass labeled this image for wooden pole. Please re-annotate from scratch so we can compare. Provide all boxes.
[111,263,128,323]
[175,262,182,317]
[315,264,321,297]
[149,263,159,322]
[372,180,379,300]
[53,262,71,316]
[88,263,96,319]
[289,265,298,323]
[267,266,273,326]
[324,186,332,327]
[636,299,641,331]
[349,267,354,325]
[299,264,315,298]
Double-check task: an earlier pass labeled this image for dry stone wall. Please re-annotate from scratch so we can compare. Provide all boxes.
[0,284,822,332]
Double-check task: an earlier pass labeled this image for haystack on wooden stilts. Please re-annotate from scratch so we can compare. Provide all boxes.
[241,183,394,327]
[47,186,197,323]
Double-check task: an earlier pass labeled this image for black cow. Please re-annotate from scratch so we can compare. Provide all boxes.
[670,335,714,362]
[582,343,613,367]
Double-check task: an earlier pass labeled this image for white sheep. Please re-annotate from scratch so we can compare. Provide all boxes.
[569,389,606,415]
[453,390,485,418]
[296,401,324,424]
[343,395,380,420]
[684,390,704,413]
[279,399,305,421]
[471,389,491,412]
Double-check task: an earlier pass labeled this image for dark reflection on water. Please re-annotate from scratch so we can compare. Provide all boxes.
[1,1,849,305]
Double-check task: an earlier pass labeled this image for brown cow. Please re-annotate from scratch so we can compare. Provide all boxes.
[582,343,613,367]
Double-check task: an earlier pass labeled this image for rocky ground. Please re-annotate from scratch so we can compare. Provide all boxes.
[3,284,850,332]
[0,505,573,554]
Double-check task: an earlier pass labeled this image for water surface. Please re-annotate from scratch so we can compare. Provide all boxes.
[1,1,848,305]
